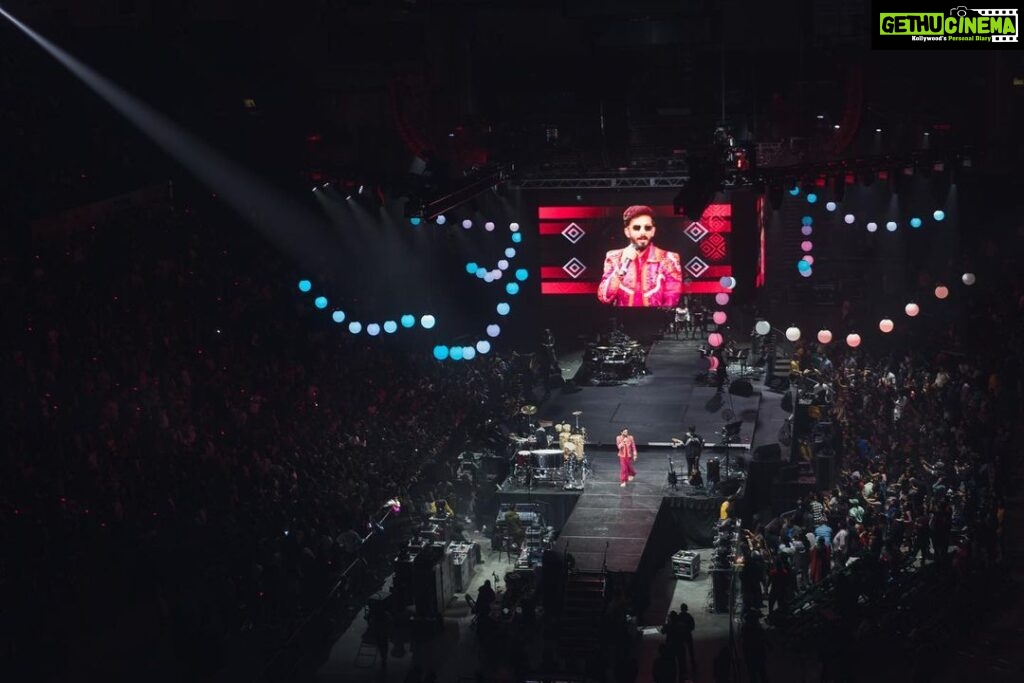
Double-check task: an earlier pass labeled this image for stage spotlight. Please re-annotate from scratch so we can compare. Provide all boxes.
[298,279,312,292]
[506,282,520,295]
[497,302,511,315]
[314,296,328,309]
[515,268,528,281]
[367,324,381,336]
[383,321,398,334]
[511,233,522,243]
[348,321,363,334]
[433,345,450,361]
[486,324,501,338]
[420,315,436,329]
[401,314,415,328]
[332,310,346,323]
[476,340,491,354]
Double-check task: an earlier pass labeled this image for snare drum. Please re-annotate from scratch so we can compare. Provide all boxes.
[532,449,563,470]
[514,450,531,468]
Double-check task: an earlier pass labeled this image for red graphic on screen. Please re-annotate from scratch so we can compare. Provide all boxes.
[539,201,733,297]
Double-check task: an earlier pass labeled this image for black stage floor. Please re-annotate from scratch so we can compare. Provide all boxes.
[498,338,764,573]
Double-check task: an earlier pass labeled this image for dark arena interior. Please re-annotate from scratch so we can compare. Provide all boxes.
[3,2,1024,682]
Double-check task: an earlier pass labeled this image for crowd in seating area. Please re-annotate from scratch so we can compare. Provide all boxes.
[731,223,1022,680]
[1,200,527,680]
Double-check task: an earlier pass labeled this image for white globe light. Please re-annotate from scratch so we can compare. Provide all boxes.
[462,219,473,229]
[484,221,496,231]
[484,273,494,283]
[476,340,491,354]
[367,323,381,336]
[800,269,813,278]
[844,214,855,224]
[754,320,771,336]
[785,326,801,342]
[826,201,837,212]
[509,222,520,232]
[886,221,897,232]
[846,333,862,348]
[491,269,502,279]
[879,319,894,333]
[961,272,976,286]
[436,215,447,225]
[505,248,516,258]
[421,314,436,329]
[486,324,501,338]
[498,259,509,270]
[905,303,920,317]
[817,329,832,344]
[867,222,878,233]
[934,285,949,300]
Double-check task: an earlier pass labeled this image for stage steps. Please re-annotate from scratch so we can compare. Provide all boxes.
[558,571,607,657]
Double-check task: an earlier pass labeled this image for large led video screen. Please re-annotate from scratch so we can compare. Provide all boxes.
[538,198,735,305]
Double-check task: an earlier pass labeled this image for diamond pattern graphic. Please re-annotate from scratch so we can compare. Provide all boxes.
[684,221,709,243]
[561,222,586,244]
[684,256,709,279]
[562,257,586,279]
[700,233,727,261]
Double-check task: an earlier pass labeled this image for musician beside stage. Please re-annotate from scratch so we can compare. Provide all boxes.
[617,428,638,487]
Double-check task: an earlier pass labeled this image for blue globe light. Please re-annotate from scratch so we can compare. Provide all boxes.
[797,260,811,273]
[420,315,436,329]
[449,346,464,361]
[298,279,312,293]
[506,282,520,295]
[788,186,801,196]
[801,216,813,226]
[496,302,510,316]
[473,267,485,279]
[910,217,923,228]
[433,345,449,360]
[476,340,491,354]
[436,215,446,225]
[515,268,528,282]
[463,346,476,360]
[505,247,516,258]
[933,210,945,221]
[314,296,328,309]
[383,321,398,334]
[806,193,818,204]
[466,262,479,274]
[332,310,346,323]
[401,315,415,328]
[367,323,381,336]
[511,232,523,243]
[348,322,362,334]
[410,217,422,226]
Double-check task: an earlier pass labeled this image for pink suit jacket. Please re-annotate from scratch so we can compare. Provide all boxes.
[598,245,683,307]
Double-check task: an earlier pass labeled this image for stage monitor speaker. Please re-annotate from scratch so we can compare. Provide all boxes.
[753,443,781,462]
[815,454,836,490]
[728,379,754,397]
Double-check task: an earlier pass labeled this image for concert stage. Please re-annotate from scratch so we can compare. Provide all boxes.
[497,338,763,574]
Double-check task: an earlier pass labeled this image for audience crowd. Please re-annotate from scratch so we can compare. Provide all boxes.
[1,200,525,679]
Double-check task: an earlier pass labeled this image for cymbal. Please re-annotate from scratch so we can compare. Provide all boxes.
[572,410,583,416]
[520,405,537,415]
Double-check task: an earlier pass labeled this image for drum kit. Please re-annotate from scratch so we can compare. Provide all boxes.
[511,407,590,490]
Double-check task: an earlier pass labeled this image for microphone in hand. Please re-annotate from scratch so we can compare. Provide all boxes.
[617,244,638,277]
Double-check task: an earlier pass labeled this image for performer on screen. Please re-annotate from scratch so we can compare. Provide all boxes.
[617,427,638,487]
[598,205,684,308]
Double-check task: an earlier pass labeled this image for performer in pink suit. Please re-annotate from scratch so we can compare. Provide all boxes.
[598,205,683,308]
[617,428,638,487]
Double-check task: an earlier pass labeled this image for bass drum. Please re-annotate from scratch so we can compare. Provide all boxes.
[532,449,563,470]
[569,433,586,461]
